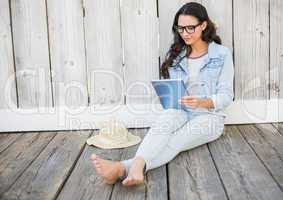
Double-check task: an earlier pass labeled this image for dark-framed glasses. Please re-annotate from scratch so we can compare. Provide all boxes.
[174,22,202,34]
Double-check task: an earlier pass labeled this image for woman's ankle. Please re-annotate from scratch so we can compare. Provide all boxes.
[117,162,126,179]
[134,156,146,164]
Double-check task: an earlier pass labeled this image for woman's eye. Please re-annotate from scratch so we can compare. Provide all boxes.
[186,26,194,30]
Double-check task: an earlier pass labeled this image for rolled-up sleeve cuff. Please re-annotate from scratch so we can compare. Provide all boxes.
[209,94,220,112]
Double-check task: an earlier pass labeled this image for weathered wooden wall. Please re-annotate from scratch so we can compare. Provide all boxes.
[0,0,282,110]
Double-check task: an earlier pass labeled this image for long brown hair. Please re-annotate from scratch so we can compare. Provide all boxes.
[160,2,221,79]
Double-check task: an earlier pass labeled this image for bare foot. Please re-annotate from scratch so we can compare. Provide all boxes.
[122,156,146,186]
[90,154,125,184]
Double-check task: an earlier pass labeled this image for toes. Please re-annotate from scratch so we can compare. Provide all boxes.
[96,167,102,174]
[122,175,144,186]
[122,177,132,186]
[91,154,101,161]
[90,154,97,160]
[91,160,98,167]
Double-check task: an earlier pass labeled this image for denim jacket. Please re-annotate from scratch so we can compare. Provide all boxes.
[168,42,234,118]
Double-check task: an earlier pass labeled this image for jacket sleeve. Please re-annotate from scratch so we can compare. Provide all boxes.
[209,49,234,112]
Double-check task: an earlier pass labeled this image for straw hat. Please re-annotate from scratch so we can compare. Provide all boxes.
[86,119,141,149]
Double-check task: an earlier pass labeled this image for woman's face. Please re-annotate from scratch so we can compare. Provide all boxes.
[177,14,207,45]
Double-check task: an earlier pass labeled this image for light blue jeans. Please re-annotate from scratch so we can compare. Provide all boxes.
[121,108,225,178]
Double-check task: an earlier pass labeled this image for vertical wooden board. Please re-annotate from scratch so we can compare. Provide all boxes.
[1,131,91,200]
[168,144,227,200]
[0,132,55,194]
[270,0,283,99]
[57,130,119,200]
[10,0,53,108]
[237,124,283,190]
[122,0,159,104]
[234,0,269,100]
[84,0,124,106]
[208,125,283,199]
[158,0,233,64]
[0,0,17,109]
[202,0,233,50]
[47,0,88,107]
[270,0,283,124]
[158,0,180,62]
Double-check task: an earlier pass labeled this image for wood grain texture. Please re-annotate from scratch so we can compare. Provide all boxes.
[121,0,159,104]
[0,133,22,154]
[237,124,283,190]
[208,125,283,199]
[0,132,55,194]
[272,122,283,136]
[168,144,227,200]
[1,131,91,200]
[0,124,283,199]
[234,0,269,100]
[254,124,283,160]
[0,0,17,109]
[10,0,53,108]
[84,0,124,106]
[270,0,283,99]
[146,161,168,200]
[47,0,88,107]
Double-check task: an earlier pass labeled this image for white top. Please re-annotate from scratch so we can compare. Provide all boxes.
[187,53,208,83]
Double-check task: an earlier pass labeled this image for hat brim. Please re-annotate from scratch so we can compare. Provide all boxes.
[86,133,141,149]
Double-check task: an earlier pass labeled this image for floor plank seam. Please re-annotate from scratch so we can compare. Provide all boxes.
[54,130,94,200]
[271,123,283,136]
[3,132,58,194]
[207,143,230,200]
[236,126,283,192]
[253,125,283,163]
[166,164,170,200]
[108,184,115,200]
[0,133,23,155]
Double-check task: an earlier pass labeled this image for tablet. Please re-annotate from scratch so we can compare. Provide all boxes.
[151,79,189,110]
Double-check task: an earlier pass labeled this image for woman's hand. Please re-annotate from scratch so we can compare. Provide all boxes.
[178,96,215,109]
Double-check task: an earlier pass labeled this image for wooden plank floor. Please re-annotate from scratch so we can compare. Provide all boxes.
[0,123,283,200]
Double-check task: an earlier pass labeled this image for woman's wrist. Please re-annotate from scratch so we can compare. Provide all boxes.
[199,98,215,109]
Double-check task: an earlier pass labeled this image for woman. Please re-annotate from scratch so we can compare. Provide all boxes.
[91,2,234,186]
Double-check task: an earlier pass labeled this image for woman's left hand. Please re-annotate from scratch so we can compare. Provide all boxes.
[178,96,203,109]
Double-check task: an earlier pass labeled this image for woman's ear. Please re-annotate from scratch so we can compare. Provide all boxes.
[201,21,208,31]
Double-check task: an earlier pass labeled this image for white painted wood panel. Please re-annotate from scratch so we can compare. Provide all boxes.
[234,0,269,100]
[121,0,159,105]
[270,0,283,99]
[47,0,88,107]
[0,0,17,109]
[0,99,282,132]
[201,0,233,50]
[84,0,124,106]
[270,0,283,123]
[10,0,53,108]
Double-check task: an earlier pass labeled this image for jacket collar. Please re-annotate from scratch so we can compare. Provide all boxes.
[177,41,220,73]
